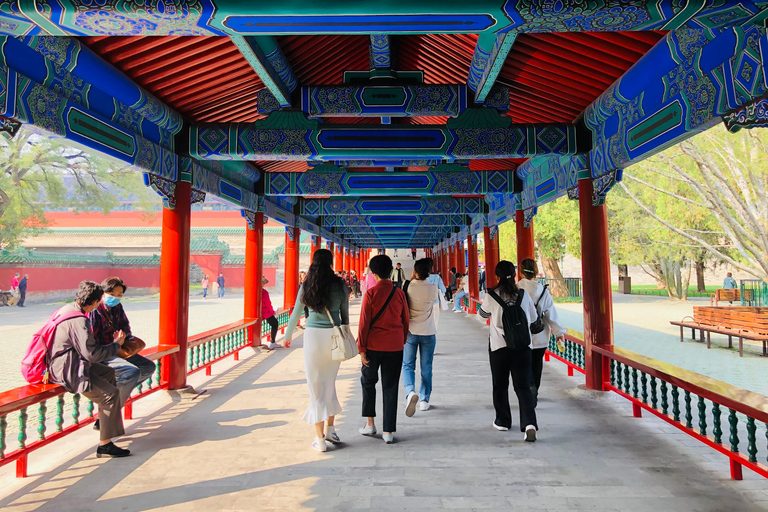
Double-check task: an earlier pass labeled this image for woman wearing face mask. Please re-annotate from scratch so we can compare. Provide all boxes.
[88,277,156,428]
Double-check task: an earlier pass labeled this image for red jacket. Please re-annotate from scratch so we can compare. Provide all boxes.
[358,279,409,353]
[262,289,275,319]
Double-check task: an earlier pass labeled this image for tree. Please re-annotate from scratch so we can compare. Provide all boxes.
[0,127,157,249]
[619,124,768,284]
[498,220,516,264]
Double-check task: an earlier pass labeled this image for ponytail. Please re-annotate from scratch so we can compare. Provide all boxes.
[491,260,519,297]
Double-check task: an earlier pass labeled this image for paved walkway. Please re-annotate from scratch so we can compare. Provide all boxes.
[1,294,766,511]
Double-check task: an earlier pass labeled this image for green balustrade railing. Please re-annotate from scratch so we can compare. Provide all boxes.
[538,277,582,302]
[740,279,768,306]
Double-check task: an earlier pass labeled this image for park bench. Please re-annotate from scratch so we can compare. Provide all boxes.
[710,288,755,306]
[670,306,768,357]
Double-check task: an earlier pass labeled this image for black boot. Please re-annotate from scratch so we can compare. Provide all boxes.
[93,419,100,431]
[96,442,130,458]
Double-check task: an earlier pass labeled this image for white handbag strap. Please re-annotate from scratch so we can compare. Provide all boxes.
[324,308,339,327]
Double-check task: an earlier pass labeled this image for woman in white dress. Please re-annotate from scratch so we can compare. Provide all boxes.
[285,249,350,452]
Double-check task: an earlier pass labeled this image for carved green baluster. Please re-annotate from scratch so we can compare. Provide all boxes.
[0,415,6,458]
[698,396,707,436]
[55,395,64,432]
[87,399,94,420]
[729,408,739,452]
[623,365,630,395]
[18,408,27,450]
[650,377,657,409]
[684,391,692,429]
[616,362,623,391]
[747,417,757,463]
[631,369,639,399]
[660,381,668,415]
[640,372,648,404]
[37,401,47,440]
[189,347,195,371]
[713,403,722,444]
[671,386,680,422]
[155,359,162,386]
[579,346,584,369]
[72,394,80,424]
[609,360,616,387]
[565,341,571,363]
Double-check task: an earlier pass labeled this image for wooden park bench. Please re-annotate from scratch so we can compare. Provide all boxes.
[710,288,755,306]
[670,306,768,357]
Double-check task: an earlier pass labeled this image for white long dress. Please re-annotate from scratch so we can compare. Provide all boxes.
[302,327,342,424]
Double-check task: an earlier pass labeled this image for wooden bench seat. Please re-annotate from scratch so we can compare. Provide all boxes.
[670,320,768,357]
[139,344,180,360]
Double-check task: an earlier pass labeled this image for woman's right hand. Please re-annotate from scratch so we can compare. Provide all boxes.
[360,352,369,367]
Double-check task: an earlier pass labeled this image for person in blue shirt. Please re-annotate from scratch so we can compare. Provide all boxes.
[723,272,737,289]
[216,272,226,298]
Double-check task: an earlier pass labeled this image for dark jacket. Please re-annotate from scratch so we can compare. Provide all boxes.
[18,277,27,292]
[48,303,120,394]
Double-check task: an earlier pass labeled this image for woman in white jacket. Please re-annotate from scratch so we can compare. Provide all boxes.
[517,259,566,405]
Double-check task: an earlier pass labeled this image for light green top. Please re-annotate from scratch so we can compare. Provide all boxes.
[284,282,350,340]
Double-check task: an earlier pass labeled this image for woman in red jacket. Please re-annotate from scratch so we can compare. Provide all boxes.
[262,276,280,349]
[357,254,410,444]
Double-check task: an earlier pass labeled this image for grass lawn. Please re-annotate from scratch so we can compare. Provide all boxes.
[611,283,717,297]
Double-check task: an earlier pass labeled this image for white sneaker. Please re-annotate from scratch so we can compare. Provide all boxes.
[524,425,537,442]
[453,309,462,313]
[267,342,280,350]
[359,424,377,436]
[419,401,430,411]
[325,428,340,444]
[405,391,419,417]
[312,437,327,452]
[493,421,509,431]
[382,433,394,444]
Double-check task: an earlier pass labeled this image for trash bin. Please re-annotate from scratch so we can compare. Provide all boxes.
[618,276,631,294]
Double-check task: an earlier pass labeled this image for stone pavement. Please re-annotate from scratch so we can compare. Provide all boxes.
[1,292,767,511]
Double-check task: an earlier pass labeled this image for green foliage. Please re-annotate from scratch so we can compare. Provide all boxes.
[534,197,581,260]
[0,127,158,249]
[498,220,516,264]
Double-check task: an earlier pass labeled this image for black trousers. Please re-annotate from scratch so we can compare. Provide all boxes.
[17,290,25,306]
[489,345,537,431]
[531,347,546,390]
[265,315,279,343]
[361,349,403,433]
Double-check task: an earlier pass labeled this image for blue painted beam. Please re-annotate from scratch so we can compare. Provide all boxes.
[474,32,516,104]
[230,36,296,108]
[191,109,582,161]
[322,214,466,228]
[370,35,391,69]
[300,197,484,216]
[265,169,516,196]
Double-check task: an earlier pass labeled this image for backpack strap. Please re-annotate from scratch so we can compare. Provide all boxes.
[370,285,397,328]
[487,289,506,308]
[534,284,549,309]
[515,288,525,307]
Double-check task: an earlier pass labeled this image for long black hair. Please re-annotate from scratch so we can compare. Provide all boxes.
[302,248,343,311]
[490,260,519,298]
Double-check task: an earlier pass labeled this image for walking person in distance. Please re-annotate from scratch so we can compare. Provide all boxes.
[284,249,348,452]
[358,254,410,444]
[477,261,539,442]
[216,272,226,298]
[391,262,406,289]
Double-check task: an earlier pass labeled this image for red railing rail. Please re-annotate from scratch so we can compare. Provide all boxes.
[546,329,768,481]
[0,311,292,478]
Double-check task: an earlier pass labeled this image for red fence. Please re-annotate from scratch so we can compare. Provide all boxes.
[546,330,768,481]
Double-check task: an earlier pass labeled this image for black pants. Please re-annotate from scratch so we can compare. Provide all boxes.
[530,347,547,407]
[17,290,25,306]
[361,350,403,433]
[489,345,537,431]
[265,315,278,343]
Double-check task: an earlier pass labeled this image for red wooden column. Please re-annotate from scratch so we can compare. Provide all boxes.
[578,179,614,391]
[442,248,450,286]
[344,247,351,273]
[483,225,500,288]
[335,245,343,272]
[310,234,321,262]
[467,234,479,314]
[244,212,264,346]
[159,181,191,390]
[284,226,300,309]
[449,242,457,273]
[515,210,535,280]
[456,240,466,274]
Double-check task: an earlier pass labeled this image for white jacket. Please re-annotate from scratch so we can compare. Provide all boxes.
[517,279,567,349]
[478,288,538,352]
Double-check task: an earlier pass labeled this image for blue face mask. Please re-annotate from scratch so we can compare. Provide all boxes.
[103,294,121,307]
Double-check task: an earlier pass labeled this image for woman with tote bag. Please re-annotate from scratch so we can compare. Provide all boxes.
[284,249,350,452]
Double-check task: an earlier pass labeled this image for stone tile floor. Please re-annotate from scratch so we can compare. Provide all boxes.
[1,296,766,511]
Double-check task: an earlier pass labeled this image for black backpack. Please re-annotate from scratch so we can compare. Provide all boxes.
[487,289,531,350]
[529,284,549,335]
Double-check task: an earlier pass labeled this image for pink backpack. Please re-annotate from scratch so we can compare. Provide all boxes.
[21,309,85,384]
